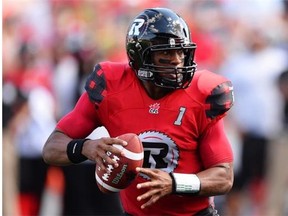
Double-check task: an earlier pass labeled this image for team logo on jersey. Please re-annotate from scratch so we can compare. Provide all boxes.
[149,103,160,114]
[138,131,179,179]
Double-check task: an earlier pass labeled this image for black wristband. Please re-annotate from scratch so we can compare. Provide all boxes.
[67,139,90,164]
[169,172,177,194]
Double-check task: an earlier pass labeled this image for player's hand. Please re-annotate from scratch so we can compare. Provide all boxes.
[136,167,173,209]
[82,137,127,170]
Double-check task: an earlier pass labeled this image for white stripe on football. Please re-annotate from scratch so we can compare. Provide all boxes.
[112,144,144,161]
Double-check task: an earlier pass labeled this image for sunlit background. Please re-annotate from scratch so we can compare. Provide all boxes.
[3,0,288,215]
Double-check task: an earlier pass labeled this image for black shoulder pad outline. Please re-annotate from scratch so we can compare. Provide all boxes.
[84,64,106,106]
[205,81,234,119]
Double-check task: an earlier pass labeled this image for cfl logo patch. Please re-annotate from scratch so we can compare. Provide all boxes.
[128,18,145,36]
[149,103,160,114]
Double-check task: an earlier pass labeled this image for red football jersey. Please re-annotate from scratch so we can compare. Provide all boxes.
[57,62,234,215]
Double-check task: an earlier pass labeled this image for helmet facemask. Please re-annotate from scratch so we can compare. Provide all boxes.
[138,37,197,89]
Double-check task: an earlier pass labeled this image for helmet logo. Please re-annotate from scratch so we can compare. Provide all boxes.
[169,38,176,47]
[128,18,145,36]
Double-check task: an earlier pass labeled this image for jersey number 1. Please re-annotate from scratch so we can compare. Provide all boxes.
[174,107,186,126]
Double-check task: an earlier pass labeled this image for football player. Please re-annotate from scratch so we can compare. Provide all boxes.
[43,8,234,215]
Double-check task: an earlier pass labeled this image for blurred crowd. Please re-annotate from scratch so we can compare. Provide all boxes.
[2,0,288,215]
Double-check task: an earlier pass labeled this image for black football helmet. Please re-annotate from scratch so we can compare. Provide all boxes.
[126,8,197,89]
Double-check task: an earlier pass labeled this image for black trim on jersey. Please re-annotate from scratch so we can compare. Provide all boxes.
[85,64,106,107]
[205,81,234,119]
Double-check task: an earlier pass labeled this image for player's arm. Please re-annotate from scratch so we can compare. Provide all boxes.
[193,75,234,196]
[42,129,127,169]
[195,119,234,196]
[42,93,127,169]
[169,120,233,197]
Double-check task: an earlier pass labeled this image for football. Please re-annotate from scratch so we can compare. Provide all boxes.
[95,133,144,193]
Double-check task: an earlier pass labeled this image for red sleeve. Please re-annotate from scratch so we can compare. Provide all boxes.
[56,92,100,138]
[199,119,233,168]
